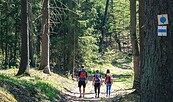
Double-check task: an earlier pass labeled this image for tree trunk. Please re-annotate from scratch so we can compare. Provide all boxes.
[0,19,3,65]
[130,0,140,91]
[40,0,50,74]
[72,19,76,78]
[16,0,30,76]
[28,0,35,67]
[14,22,18,62]
[138,0,144,92]
[141,0,173,101]
[4,42,8,69]
[100,0,109,52]
[36,25,41,55]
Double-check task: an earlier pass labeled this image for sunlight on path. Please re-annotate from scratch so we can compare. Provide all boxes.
[63,81,134,102]
[63,81,107,101]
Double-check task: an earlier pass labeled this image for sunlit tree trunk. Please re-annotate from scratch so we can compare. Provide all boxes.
[40,0,50,74]
[141,0,173,101]
[130,0,140,91]
[16,0,30,76]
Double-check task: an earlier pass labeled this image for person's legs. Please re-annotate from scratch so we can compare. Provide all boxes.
[78,81,82,97]
[83,88,85,97]
[107,84,110,96]
[108,83,112,96]
[79,87,82,97]
[94,84,97,97]
[98,83,100,98]
[106,84,108,96]
[83,81,86,97]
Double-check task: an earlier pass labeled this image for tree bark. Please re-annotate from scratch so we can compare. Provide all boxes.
[141,0,173,101]
[100,0,109,53]
[40,0,51,74]
[130,0,140,91]
[138,0,144,92]
[28,0,35,67]
[72,19,76,78]
[16,0,30,76]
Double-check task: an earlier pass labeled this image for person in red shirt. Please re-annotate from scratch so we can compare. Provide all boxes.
[78,65,87,98]
[104,69,113,97]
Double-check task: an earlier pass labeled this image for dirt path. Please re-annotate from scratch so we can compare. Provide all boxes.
[63,81,107,102]
[62,80,134,102]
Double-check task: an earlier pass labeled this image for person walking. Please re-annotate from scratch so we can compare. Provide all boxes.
[92,70,102,98]
[104,69,113,97]
[78,65,87,98]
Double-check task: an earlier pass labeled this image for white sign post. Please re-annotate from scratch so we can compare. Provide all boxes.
[158,26,167,36]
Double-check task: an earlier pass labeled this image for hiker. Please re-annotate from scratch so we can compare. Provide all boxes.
[104,69,113,97]
[92,70,102,98]
[78,65,88,98]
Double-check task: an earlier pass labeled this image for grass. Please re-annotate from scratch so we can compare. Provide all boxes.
[0,53,138,101]
[0,87,17,102]
[0,69,73,101]
[0,67,137,102]
[86,62,133,90]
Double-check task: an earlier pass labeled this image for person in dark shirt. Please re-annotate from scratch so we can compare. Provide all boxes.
[92,70,102,98]
[78,65,87,98]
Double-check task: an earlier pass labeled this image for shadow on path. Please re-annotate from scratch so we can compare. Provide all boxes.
[63,85,136,102]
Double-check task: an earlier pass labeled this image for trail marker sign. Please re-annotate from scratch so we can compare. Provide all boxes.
[158,14,168,25]
[158,26,167,36]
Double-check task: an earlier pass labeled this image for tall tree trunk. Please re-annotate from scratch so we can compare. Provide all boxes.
[138,0,144,92]
[40,0,50,74]
[130,0,140,91]
[14,22,18,62]
[28,0,35,67]
[4,42,8,69]
[141,0,173,101]
[16,0,30,76]
[36,24,41,55]
[0,18,3,64]
[100,0,109,52]
[4,16,9,69]
[72,18,76,78]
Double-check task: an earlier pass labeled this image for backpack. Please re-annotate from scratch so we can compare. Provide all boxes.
[105,74,112,83]
[94,74,101,83]
[80,70,87,78]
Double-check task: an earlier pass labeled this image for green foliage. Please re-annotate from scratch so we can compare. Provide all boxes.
[111,51,132,70]
[35,81,60,100]
[0,73,65,101]
[0,0,132,76]
[0,0,43,68]
[102,48,116,63]
[78,36,99,66]
[114,72,133,83]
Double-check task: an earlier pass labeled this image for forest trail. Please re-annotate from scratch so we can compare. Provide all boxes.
[0,68,139,102]
[62,80,134,102]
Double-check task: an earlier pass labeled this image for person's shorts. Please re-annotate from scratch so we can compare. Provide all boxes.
[94,83,101,87]
[78,80,86,88]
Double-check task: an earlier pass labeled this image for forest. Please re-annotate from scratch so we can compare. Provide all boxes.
[1,0,173,102]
